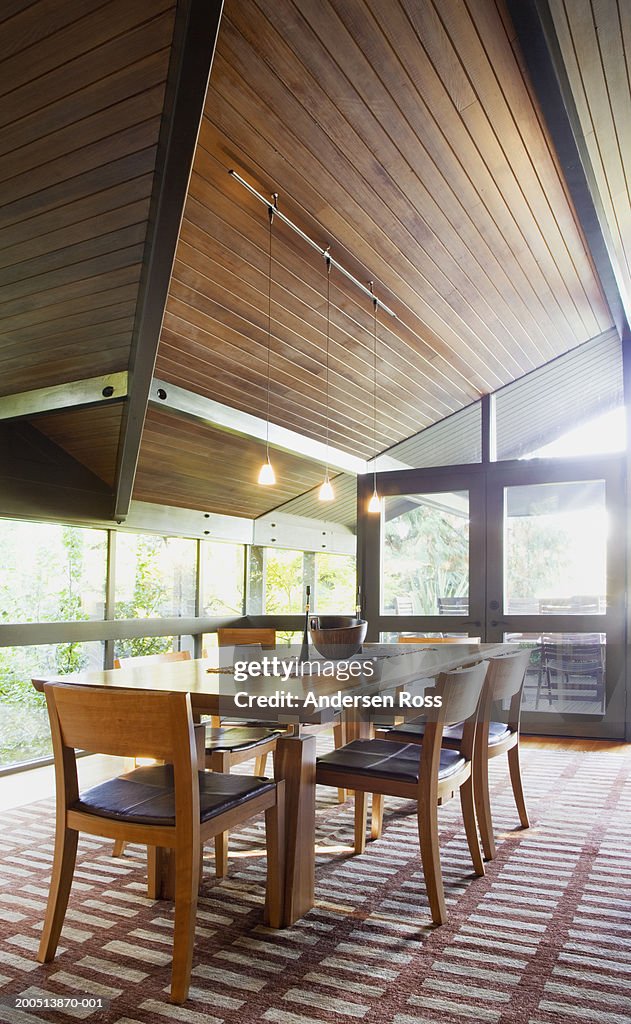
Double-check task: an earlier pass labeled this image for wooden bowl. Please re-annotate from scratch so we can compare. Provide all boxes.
[309,618,368,659]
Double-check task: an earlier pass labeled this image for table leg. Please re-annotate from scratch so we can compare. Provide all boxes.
[273,732,316,926]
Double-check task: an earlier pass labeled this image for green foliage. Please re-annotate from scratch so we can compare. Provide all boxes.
[114,535,172,659]
[383,502,469,614]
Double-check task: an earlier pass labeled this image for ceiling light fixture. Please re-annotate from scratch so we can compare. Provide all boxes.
[258,195,278,487]
[319,250,334,502]
[367,286,381,514]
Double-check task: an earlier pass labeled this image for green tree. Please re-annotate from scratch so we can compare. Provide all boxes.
[114,536,172,659]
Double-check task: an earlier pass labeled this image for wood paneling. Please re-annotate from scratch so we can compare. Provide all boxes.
[133,406,327,517]
[548,0,631,324]
[155,0,612,462]
[0,0,177,397]
[29,402,125,487]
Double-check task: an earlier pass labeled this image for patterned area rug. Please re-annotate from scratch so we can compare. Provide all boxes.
[1,742,630,1024]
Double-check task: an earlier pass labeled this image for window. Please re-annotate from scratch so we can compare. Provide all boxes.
[0,520,107,624]
[115,534,196,619]
[0,642,104,769]
[247,547,357,616]
[381,492,469,615]
[201,541,245,616]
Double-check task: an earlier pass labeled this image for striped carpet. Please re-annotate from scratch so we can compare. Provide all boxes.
[0,741,630,1024]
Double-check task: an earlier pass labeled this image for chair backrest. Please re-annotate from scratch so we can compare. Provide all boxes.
[398,636,480,644]
[113,650,191,670]
[43,683,199,825]
[421,661,488,782]
[437,596,468,615]
[394,595,414,616]
[432,661,489,727]
[216,628,276,649]
[478,649,531,736]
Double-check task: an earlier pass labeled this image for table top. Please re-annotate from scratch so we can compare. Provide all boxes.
[32,643,509,722]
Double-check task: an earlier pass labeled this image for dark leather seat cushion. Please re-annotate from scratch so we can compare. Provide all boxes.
[385,719,512,747]
[316,739,465,784]
[205,726,280,753]
[71,764,275,826]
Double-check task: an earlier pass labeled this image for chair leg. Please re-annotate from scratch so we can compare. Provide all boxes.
[333,720,347,803]
[371,793,384,840]
[214,831,229,877]
[354,791,368,854]
[507,743,530,828]
[112,839,126,858]
[255,752,268,776]
[474,752,496,861]
[460,775,485,875]
[417,794,446,925]
[38,827,78,963]
[170,843,199,1004]
[264,787,285,929]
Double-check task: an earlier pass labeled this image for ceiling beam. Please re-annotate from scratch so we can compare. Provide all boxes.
[0,372,127,422]
[506,0,629,339]
[150,378,369,475]
[114,0,224,520]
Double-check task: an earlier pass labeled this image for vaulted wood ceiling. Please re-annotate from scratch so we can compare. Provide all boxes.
[155,0,612,468]
[0,0,625,523]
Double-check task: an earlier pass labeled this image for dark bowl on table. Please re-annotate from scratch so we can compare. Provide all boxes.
[309,617,368,659]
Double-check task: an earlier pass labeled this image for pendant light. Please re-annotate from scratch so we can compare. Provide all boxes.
[367,289,381,513]
[319,250,334,502]
[258,196,278,486]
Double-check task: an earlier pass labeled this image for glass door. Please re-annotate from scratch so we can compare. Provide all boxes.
[358,454,626,738]
[359,467,485,643]
[485,458,626,738]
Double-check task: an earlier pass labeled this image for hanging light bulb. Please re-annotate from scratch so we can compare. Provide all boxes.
[319,471,334,502]
[367,488,381,513]
[367,290,381,513]
[318,251,335,503]
[258,457,276,486]
[258,196,278,487]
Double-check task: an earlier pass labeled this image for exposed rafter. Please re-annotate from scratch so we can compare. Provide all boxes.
[0,373,127,422]
[114,0,225,520]
[149,378,368,475]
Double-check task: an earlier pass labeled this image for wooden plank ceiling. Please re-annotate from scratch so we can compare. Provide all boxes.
[132,406,326,517]
[2,0,620,523]
[0,0,177,479]
[154,0,613,476]
[548,0,631,326]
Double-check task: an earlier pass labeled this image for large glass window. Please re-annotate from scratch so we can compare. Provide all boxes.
[249,547,357,615]
[503,633,606,715]
[201,541,245,616]
[115,534,196,619]
[381,492,469,615]
[0,642,104,769]
[0,520,107,624]
[503,481,607,615]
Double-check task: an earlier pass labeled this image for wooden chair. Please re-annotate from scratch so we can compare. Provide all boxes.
[112,650,281,875]
[377,649,531,860]
[315,662,489,924]
[113,650,192,669]
[38,683,284,1004]
[397,636,481,644]
[216,627,277,650]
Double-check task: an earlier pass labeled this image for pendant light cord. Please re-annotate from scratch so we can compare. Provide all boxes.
[265,196,278,460]
[372,289,378,494]
[324,250,331,478]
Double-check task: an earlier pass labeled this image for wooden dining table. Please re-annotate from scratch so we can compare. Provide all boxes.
[33,642,508,926]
